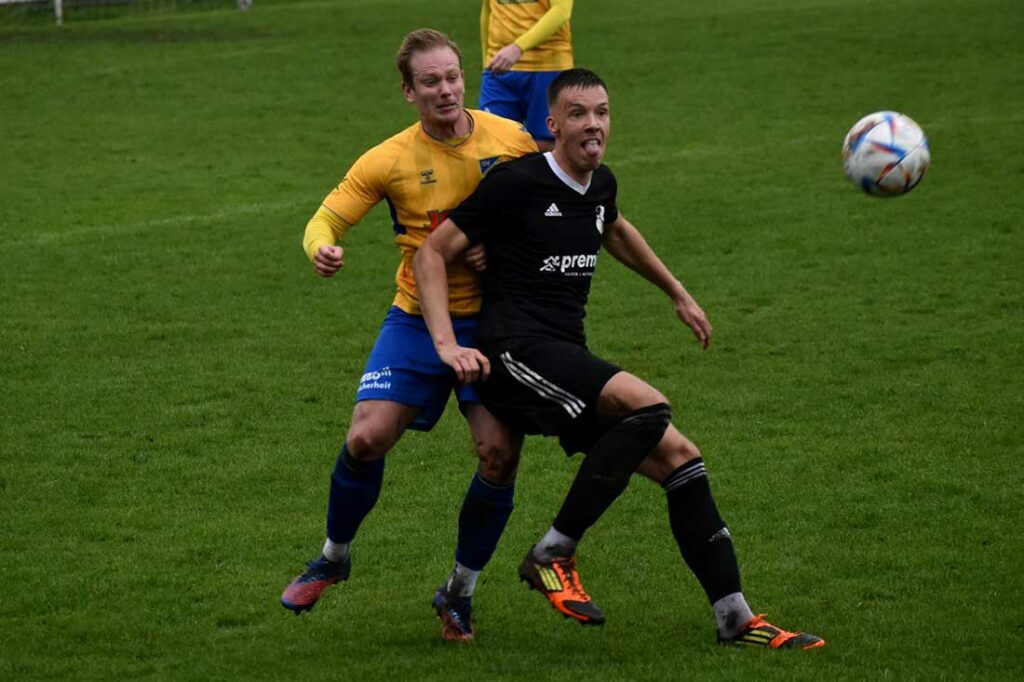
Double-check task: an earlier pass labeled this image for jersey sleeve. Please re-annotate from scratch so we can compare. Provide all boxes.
[448,165,521,245]
[320,147,389,225]
[512,126,540,157]
[482,109,538,157]
[479,0,491,69]
[513,0,573,53]
[302,206,352,262]
[604,167,620,226]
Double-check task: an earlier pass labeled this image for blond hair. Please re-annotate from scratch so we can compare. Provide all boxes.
[395,28,463,88]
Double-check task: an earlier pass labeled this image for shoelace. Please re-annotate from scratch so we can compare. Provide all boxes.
[747,614,771,630]
[303,560,340,581]
[443,595,472,628]
[448,606,468,628]
[553,558,590,600]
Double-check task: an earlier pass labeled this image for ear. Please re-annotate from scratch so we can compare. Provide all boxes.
[546,114,558,137]
[402,81,415,104]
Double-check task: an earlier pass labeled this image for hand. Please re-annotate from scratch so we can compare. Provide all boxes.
[464,243,487,272]
[487,44,523,75]
[314,244,344,277]
[438,344,491,384]
[674,294,712,350]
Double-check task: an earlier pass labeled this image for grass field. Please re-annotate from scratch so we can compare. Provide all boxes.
[2,0,1022,678]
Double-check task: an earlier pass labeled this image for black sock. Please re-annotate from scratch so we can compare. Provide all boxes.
[552,403,671,540]
[663,458,742,604]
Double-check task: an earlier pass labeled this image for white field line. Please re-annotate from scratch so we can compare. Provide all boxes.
[4,117,1019,247]
[1,198,305,249]
[85,42,306,78]
[611,115,1024,168]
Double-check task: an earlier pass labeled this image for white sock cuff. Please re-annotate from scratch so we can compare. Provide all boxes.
[713,592,755,637]
[322,538,351,563]
[535,526,578,560]
[447,562,481,597]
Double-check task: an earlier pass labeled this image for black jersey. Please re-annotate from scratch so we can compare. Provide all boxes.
[449,152,619,348]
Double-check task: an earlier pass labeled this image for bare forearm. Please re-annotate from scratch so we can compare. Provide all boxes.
[412,245,458,352]
[604,218,687,301]
[604,216,712,348]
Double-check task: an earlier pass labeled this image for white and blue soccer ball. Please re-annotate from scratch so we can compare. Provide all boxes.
[842,111,930,197]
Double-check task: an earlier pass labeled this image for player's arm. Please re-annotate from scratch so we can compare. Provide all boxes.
[487,0,573,74]
[464,243,488,272]
[302,206,352,278]
[304,145,390,277]
[413,220,492,382]
[602,213,712,349]
[480,0,491,70]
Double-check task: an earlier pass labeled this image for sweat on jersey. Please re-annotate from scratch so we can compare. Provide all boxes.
[315,110,536,316]
[448,152,618,346]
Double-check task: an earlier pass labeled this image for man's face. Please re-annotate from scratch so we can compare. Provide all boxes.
[402,47,465,130]
[547,85,611,175]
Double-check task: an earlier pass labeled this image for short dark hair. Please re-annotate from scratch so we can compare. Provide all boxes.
[547,68,608,108]
[395,28,463,88]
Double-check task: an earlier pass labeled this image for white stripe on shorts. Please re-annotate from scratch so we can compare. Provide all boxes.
[500,351,586,418]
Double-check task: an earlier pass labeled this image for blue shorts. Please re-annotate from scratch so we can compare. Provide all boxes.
[356,306,480,431]
[479,70,562,142]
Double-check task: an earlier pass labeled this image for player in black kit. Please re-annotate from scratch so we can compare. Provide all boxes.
[414,68,824,650]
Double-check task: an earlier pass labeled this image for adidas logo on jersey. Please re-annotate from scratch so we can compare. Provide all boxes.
[544,203,562,217]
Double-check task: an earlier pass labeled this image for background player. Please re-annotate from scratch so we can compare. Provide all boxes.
[415,68,825,650]
[281,29,537,642]
[480,0,573,151]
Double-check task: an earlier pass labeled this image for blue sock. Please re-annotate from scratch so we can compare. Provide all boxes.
[325,444,385,544]
[454,472,515,571]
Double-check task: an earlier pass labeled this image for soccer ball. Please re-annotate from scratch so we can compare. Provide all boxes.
[841,111,930,197]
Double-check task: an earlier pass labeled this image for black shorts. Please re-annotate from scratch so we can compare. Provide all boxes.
[478,338,621,455]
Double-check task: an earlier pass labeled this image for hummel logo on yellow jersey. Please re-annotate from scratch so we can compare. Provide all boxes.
[420,169,436,185]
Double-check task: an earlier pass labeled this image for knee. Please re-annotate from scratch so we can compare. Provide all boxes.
[637,428,701,483]
[678,437,700,461]
[627,402,673,436]
[651,401,672,427]
[474,439,520,484]
[345,425,393,460]
[656,437,701,466]
[598,402,673,473]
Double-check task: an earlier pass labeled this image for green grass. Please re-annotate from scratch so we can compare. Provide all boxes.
[2,0,1023,678]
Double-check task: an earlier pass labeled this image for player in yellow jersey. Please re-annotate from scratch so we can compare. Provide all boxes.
[280,29,538,642]
[480,0,573,151]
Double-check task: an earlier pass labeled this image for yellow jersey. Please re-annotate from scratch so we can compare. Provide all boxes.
[482,0,574,72]
[320,110,537,316]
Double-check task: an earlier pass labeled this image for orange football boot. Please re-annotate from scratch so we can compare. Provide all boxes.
[518,549,604,625]
[720,613,826,650]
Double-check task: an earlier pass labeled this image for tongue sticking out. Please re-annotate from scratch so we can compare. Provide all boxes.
[582,139,602,158]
